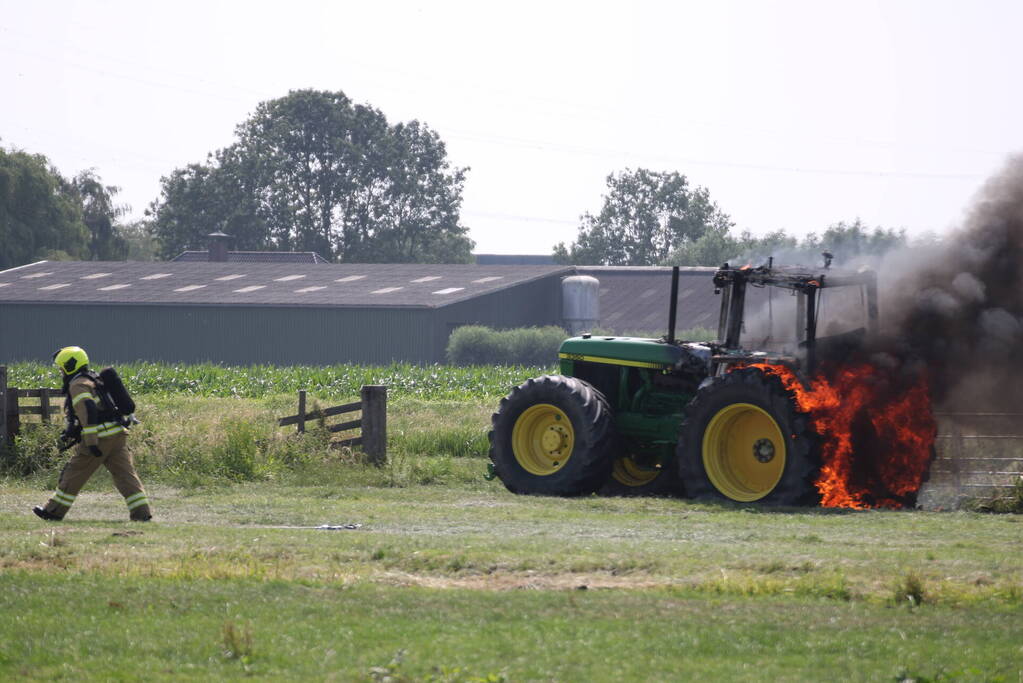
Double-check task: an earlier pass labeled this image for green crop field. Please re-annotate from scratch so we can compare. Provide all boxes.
[5,361,553,401]
[2,363,1022,681]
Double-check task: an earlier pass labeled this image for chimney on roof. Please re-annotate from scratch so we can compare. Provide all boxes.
[207,231,232,262]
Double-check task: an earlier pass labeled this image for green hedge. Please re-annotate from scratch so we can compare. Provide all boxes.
[444,324,718,366]
[446,325,568,366]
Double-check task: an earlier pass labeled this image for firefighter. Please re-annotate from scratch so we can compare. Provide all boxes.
[32,346,152,522]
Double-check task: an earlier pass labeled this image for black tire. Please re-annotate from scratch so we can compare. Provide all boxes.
[489,375,615,496]
[600,452,683,497]
[678,367,819,505]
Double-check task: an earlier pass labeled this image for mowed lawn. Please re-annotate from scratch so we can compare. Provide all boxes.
[1,474,1021,681]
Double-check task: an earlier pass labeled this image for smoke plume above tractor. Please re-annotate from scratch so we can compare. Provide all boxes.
[882,155,1023,408]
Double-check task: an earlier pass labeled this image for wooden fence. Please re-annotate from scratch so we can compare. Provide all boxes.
[277,385,387,465]
[1,366,61,443]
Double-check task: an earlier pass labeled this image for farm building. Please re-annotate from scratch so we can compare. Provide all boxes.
[0,259,736,365]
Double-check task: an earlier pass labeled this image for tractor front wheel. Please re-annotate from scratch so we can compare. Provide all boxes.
[489,375,615,496]
[678,367,819,505]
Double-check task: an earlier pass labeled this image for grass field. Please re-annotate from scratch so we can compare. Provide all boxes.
[2,474,1022,681]
[2,364,1022,680]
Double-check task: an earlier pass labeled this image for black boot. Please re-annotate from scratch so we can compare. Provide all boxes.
[32,506,62,521]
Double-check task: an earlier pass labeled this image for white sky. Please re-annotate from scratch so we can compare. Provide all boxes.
[3,0,1021,255]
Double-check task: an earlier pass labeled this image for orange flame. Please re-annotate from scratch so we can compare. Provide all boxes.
[748,362,936,509]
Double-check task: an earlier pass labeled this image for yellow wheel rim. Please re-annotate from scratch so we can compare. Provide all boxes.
[612,457,661,487]
[702,403,786,502]
[512,404,575,475]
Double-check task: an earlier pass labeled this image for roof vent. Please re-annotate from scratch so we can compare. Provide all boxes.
[208,232,232,262]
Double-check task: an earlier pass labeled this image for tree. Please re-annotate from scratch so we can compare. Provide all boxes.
[349,121,471,263]
[553,169,733,265]
[149,89,474,263]
[663,219,908,268]
[147,161,266,259]
[118,219,161,261]
[0,145,89,268]
[807,219,907,261]
[70,170,129,260]
[664,225,739,267]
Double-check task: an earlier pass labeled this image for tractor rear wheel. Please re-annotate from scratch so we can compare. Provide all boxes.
[489,375,615,496]
[678,367,819,505]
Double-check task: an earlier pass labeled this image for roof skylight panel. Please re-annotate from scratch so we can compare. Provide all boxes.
[295,286,326,293]
[371,287,403,294]
[98,284,132,291]
[173,285,206,292]
[411,276,442,283]
[432,287,464,295]
[274,274,306,282]
[234,285,266,293]
[472,276,503,283]
[81,273,112,280]
[21,272,53,279]
[335,275,366,282]
[39,283,70,290]
[216,274,246,281]
[140,273,173,280]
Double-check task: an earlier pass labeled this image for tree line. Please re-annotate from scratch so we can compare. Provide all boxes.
[1,89,474,269]
[1,88,914,270]
[553,168,913,268]
[0,146,135,269]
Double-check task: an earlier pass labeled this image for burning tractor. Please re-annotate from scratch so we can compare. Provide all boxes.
[488,260,882,506]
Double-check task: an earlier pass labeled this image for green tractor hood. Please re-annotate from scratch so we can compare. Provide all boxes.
[558,336,685,370]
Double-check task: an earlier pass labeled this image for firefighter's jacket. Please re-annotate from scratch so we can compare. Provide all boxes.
[67,373,125,447]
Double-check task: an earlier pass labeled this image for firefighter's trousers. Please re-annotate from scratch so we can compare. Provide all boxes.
[43,433,152,520]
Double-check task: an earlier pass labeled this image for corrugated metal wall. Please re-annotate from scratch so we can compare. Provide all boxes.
[0,274,565,365]
[439,276,563,328]
[0,304,439,365]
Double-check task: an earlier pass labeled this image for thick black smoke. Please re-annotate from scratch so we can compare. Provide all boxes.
[881,155,1023,407]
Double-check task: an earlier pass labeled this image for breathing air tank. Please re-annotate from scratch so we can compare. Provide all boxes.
[562,275,600,335]
[99,366,136,416]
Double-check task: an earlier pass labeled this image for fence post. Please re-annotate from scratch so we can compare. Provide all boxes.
[297,390,307,434]
[40,387,52,423]
[6,385,19,439]
[0,366,6,445]
[361,385,387,466]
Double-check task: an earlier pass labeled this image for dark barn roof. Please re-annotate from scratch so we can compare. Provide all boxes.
[576,266,723,334]
[0,261,571,308]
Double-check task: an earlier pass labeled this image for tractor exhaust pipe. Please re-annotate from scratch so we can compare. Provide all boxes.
[667,266,679,344]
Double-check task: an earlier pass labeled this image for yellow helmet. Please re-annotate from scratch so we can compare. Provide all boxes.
[53,346,89,376]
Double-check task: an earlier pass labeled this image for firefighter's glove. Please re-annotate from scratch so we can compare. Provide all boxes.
[88,445,103,458]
